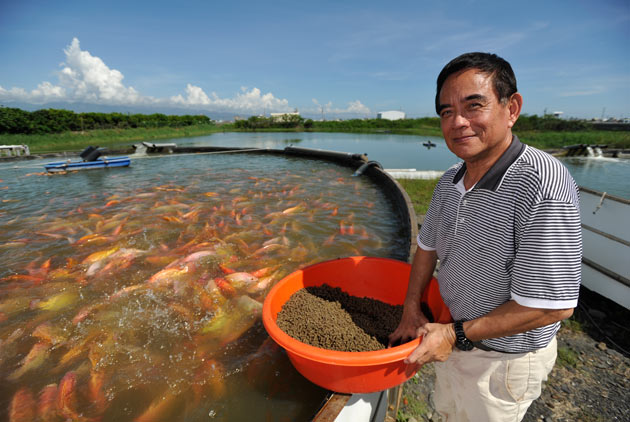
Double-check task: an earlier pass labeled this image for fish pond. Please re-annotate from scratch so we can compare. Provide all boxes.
[0,152,409,421]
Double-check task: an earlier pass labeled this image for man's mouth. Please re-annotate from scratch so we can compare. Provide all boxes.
[453,134,476,142]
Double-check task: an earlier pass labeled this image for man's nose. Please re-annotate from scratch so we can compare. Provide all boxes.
[451,111,469,128]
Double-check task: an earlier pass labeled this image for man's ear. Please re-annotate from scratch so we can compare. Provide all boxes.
[507,93,523,129]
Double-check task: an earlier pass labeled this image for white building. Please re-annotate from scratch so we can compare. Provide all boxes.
[270,111,301,122]
[376,110,406,121]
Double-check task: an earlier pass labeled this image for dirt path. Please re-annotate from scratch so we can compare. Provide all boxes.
[397,287,630,422]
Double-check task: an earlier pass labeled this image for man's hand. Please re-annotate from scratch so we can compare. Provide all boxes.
[388,304,430,347]
[404,322,456,365]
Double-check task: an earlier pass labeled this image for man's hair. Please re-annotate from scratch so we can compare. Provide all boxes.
[435,52,517,114]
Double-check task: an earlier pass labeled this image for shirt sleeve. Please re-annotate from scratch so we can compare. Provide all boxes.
[511,199,582,309]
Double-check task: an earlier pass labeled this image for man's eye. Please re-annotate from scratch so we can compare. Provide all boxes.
[470,103,482,108]
[440,110,452,117]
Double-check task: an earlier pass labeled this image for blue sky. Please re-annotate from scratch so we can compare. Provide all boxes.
[1,0,628,119]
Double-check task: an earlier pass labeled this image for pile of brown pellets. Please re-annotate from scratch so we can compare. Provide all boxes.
[276,284,404,352]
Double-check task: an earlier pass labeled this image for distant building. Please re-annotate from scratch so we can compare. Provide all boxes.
[270,110,300,122]
[377,110,406,121]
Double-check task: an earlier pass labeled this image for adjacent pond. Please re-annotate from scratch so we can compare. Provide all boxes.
[0,153,408,421]
[173,132,630,199]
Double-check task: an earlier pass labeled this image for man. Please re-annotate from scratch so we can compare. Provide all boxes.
[389,52,582,421]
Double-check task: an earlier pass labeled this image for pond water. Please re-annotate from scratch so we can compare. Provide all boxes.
[0,153,408,421]
[173,132,630,199]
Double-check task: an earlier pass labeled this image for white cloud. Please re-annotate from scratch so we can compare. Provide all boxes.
[345,100,371,114]
[304,98,372,117]
[0,38,294,115]
[308,99,371,116]
[59,38,141,103]
[171,84,211,105]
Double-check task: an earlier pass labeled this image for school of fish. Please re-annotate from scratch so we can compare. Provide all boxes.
[0,156,403,421]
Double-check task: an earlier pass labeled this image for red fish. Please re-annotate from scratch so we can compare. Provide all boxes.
[38,384,59,421]
[218,262,235,275]
[9,388,36,422]
[57,371,98,421]
[339,220,347,235]
[214,277,236,298]
[251,267,273,278]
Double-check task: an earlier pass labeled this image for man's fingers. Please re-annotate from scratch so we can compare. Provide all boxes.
[404,343,427,365]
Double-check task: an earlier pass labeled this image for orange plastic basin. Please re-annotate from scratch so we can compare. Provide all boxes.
[262,256,452,394]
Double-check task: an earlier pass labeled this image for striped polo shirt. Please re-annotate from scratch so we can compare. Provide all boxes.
[418,136,582,353]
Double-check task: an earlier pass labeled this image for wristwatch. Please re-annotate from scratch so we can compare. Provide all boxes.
[453,320,474,351]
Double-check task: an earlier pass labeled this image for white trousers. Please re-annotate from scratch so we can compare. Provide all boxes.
[434,336,557,422]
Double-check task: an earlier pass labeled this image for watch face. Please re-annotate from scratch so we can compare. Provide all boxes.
[456,338,474,351]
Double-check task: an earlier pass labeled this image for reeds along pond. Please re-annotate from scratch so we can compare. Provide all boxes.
[0,153,406,421]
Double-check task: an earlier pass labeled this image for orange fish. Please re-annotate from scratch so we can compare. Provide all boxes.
[218,263,235,275]
[323,233,336,246]
[162,215,183,223]
[57,371,81,421]
[9,388,36,422]
[72,302,104,324]
[197,280,226,311]
[134,390,184,422]
[214,277,236,298]
[38,384,60,421]
[225,272,258,290]
[32,321,67,345]
[193,359,226,402]
[75,233,115,246]
[0,274,43,284]
[7,342,50,381]
[89,370,108,413]
[251,267,273,278]
[145,254,180,267]
[111,218,127,236]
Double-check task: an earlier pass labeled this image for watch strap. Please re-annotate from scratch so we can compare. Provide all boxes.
[454,320,474,351]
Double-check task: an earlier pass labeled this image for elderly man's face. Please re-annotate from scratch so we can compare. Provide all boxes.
[438,69,520,165]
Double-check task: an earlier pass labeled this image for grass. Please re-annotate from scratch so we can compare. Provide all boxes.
[395,178,440,217]
[519,130,630,150]
[0,124,224,153]
[556,345,580,368]
[397,393,430,422]
[561,317,583,333]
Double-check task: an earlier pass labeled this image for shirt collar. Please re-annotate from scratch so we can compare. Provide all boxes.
[452,135,525,191]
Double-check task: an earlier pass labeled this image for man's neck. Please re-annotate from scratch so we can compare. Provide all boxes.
[463,135,513,190]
